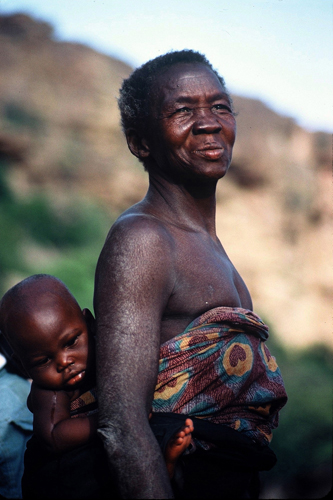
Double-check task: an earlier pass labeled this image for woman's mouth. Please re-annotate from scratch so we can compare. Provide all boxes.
[193,146,224,160]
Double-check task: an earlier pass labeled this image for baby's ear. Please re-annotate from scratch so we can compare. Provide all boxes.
[11,353,31,379]
[0,332,30,379]
[82,308,96,335]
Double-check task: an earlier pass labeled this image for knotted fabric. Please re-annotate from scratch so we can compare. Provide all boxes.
[153,307,287,445]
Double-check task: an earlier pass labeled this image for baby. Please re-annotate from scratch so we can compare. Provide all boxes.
[0,274,193,499]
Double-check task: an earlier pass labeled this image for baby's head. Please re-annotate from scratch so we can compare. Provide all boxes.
[0,274,95,391]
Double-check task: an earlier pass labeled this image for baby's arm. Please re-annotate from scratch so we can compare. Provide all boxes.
[30,382,98,453]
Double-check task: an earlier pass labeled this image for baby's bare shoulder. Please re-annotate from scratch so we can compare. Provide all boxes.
[30,383,72,412]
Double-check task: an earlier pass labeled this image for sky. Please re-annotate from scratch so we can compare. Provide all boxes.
[0,0,332,132]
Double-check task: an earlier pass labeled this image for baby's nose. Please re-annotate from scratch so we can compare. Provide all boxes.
[57,353,73,371]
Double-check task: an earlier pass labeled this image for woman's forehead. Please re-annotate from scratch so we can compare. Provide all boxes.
[153,63,226,106]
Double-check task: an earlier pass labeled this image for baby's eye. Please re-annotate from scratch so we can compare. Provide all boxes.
[66,334,80,347]
[34,357,50,367]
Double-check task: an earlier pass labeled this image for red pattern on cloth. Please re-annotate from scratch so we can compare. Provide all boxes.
[70,387,98,419]
[153,307,287,445]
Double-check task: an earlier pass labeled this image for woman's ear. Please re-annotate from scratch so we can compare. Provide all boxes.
[125,128,150,159]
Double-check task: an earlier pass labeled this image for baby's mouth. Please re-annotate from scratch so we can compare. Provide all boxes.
[66,370,85,386]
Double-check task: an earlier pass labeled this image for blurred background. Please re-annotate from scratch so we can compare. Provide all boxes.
[0,0,332,497]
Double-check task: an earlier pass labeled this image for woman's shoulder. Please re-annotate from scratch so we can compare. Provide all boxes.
[104,206,175,256]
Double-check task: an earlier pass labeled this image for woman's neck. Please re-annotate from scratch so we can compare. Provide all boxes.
[144,173,218,236]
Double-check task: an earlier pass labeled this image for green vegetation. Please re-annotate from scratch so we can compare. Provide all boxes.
[4,102,44,131]
[1,161,331,498]
[261,332,333,497]
[0,161,113,312]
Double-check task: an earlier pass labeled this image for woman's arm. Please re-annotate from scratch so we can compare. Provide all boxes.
[30,383,98,453]
[94,216,175,499]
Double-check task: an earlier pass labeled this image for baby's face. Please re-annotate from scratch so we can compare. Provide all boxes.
[16,298,94,391]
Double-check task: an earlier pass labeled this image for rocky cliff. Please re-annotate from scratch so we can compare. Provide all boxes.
[0,13,331,347]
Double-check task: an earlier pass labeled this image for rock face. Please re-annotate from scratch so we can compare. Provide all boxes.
[0,13,144,208]
[218,96,332,348]
[0,13,331,347]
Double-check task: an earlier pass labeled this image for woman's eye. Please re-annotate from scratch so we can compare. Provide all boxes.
[176,107,191,114]
[213,104,231,113]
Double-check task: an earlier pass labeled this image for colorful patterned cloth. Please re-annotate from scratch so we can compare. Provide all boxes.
[152,307,287,445]
[70,388,98,419]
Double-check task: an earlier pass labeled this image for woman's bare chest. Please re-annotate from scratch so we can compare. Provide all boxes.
[160,234,252,342]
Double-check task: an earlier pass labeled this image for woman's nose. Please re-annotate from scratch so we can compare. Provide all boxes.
[192,107,222,135]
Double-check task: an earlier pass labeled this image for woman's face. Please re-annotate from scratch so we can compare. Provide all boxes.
[146,63,236,183]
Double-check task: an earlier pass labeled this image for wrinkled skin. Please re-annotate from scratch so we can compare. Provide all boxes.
[94,63,252,498]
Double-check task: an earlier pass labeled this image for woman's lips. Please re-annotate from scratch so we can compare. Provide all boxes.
[193,147,224,160]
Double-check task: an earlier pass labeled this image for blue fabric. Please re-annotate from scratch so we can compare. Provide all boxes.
[0,366,33,499]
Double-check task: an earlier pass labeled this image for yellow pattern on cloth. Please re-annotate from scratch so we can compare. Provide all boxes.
[153,307,287,445]
[70,387,98,419]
